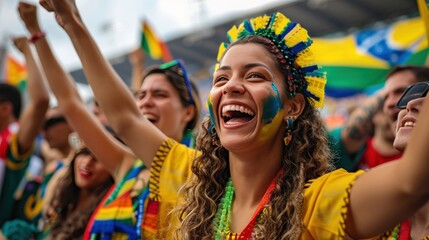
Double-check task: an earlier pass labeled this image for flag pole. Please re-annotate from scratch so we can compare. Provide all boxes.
[0,35,8,81]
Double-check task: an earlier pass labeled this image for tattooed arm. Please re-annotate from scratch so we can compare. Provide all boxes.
[341,89,386,155]
[328,89,387,171]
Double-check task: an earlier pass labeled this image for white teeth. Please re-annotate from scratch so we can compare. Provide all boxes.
[143,113,158,121]
[403,121,415,127]
[222,104,255,117]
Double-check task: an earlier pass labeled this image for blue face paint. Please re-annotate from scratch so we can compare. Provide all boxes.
[261,83,283,124]
[260,83,284,141]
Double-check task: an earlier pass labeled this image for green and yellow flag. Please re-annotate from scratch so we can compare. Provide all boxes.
[312,17,428,97]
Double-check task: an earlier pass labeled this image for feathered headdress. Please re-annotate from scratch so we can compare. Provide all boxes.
[216,12,326,108]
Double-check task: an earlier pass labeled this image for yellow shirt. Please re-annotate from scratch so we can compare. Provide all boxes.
[153,138,386,239]
[302,168,364,239]
[147,138,197,238]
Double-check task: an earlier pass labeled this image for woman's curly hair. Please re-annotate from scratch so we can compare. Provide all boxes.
[175,35,333,239]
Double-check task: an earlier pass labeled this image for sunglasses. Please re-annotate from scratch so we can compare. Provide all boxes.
[159,59,195,105]
[43,116,67,130]
[396,82,429,109]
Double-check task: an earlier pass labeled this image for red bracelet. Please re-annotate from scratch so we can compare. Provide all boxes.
[28,31,46,43]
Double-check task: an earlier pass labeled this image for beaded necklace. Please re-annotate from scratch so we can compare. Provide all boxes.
[134,186,149,238]
[213,169,283,239]
[213,179,235,239]
[391,219,429,240]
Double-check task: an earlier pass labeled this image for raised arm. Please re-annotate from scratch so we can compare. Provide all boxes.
[346,93,429,238]
[39,0,165,167]
[12,37,50,155]
[128,47,146,93]
[18,2,134,179]
[341,89,386,154]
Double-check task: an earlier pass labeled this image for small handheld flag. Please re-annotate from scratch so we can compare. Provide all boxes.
[140,20,173,62]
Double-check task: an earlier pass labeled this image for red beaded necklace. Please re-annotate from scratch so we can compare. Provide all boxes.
[394,219,429,240]
[398,219,411,240]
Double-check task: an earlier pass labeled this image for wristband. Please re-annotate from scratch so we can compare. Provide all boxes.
[28,31,46,43]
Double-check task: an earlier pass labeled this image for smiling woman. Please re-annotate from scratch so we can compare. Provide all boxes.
[134,59,201,146]
[42,139,114,239]
[41,0,429,238]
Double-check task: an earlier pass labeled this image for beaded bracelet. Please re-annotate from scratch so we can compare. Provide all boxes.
[28,31,46,43]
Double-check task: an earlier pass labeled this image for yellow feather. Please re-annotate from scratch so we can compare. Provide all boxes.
[295,49,315,68]
[284,25,309,48]
[272,13,291,35]
[217,43,227,62]
[251,15,271,31]
[227,26,239,42]
[236,24,246,36]
[214,63,220,73]
[306,75,327,108]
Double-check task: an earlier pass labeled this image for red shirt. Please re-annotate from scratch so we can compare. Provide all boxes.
[360,138,402,169]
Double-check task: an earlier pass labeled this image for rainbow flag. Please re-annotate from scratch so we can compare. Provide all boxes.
[3,55,27,91]
[140,20,173,62]
[312,17,428,98]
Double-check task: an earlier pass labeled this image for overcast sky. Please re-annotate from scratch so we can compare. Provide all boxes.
[0,0,290,71]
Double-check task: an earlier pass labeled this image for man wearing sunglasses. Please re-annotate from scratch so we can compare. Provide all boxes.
[383,81,429,239]
[394,82,429,151]
[331,65,429,171]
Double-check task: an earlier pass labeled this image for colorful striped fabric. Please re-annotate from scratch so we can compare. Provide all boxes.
[84,133,197,239]
[140,199,159,238]
[85,160,146,240]
[312,16,428,98]
[140,20,173,63]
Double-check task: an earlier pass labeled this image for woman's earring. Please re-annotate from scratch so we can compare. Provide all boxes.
[284,117,294,146]
[211,128,221,147]
[209,122,221,147]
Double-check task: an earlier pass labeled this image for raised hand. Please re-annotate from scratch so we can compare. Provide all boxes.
[39,0,81,30]
[128,48,145,67]
[128,47,146,91]
[12,37,31,54]
[17,2,40,34]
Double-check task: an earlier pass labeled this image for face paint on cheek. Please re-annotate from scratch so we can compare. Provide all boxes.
[260,83,284,141]
[207,93,217,128]
[261,83,283,124]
